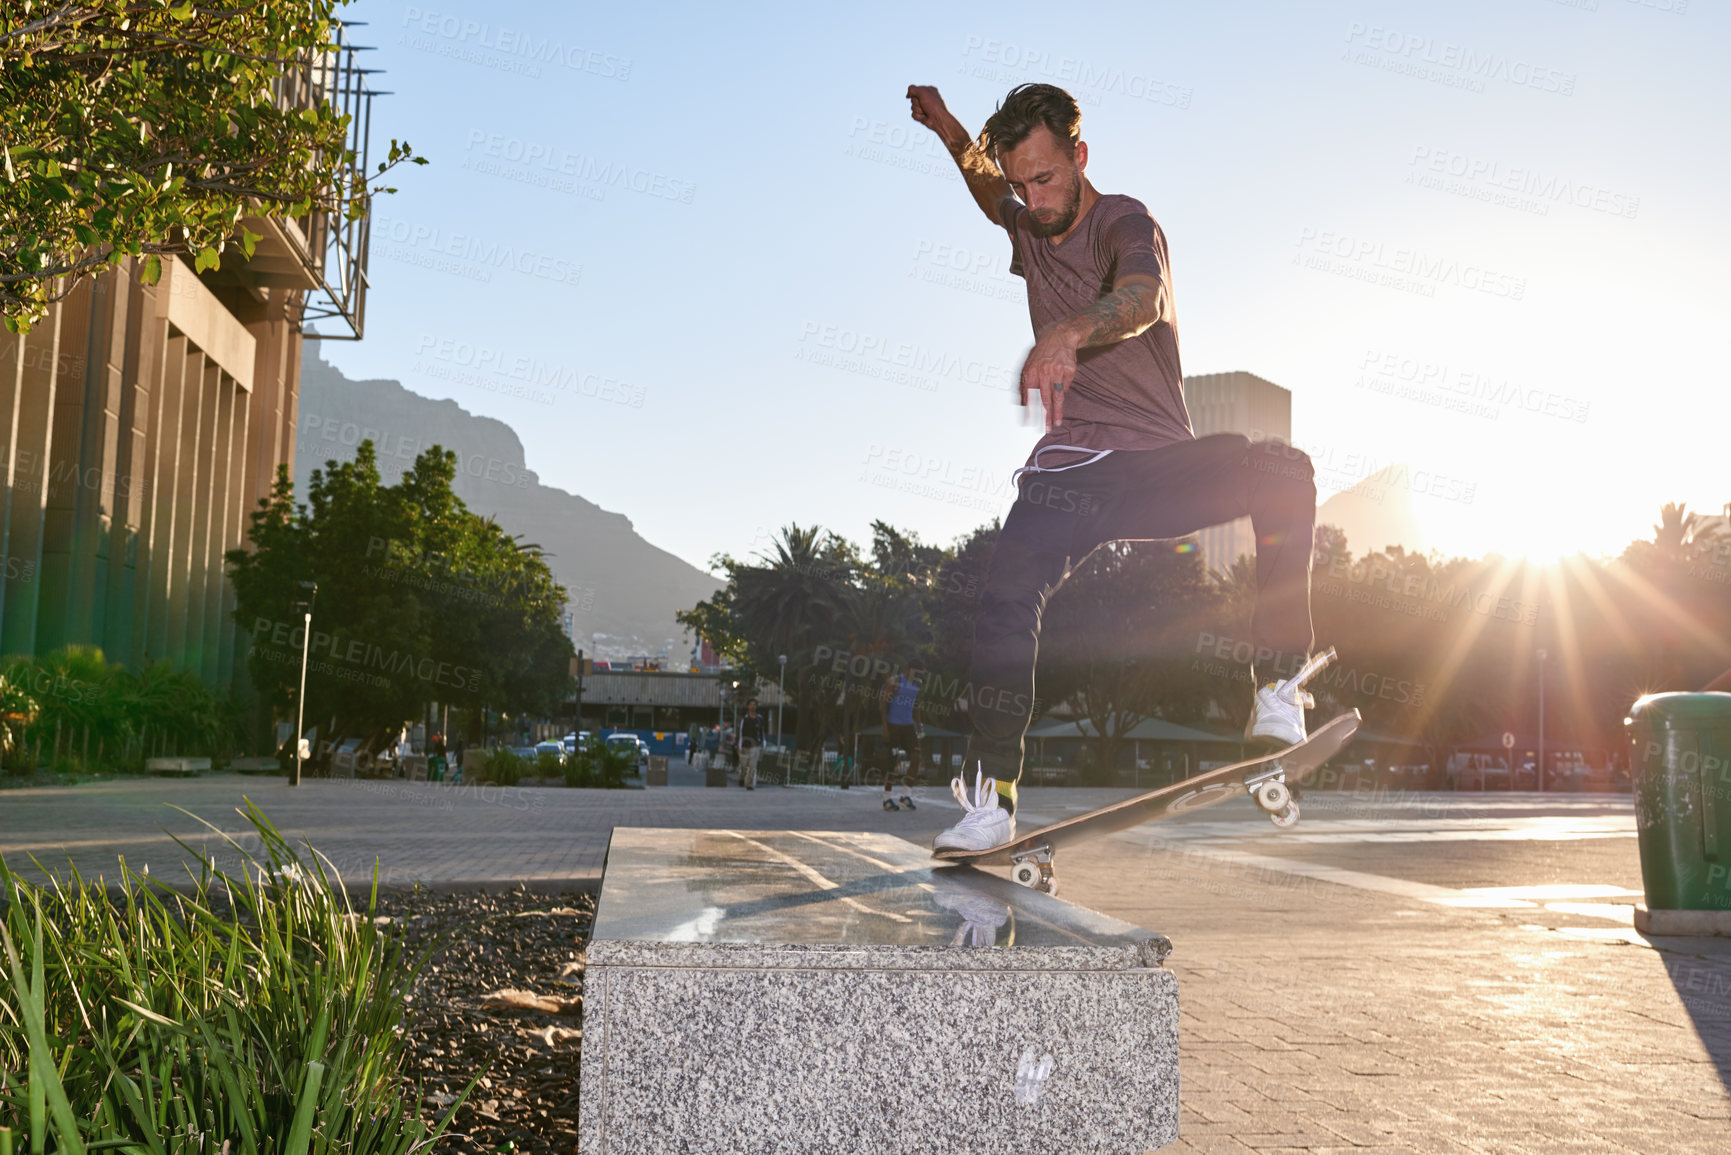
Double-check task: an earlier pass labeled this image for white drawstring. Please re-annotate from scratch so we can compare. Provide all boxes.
[1009,443,1114,486]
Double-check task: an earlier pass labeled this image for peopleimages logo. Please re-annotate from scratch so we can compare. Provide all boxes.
[400,8,632,79]
[1294,228,1527,301]
[958,36,1193,109]
[251,617,482,693]
[373,214,584,287]
[1356,349,1591,424]
[462,131,695,204]
[1342,22,1577,96]
[796,322,1014,394]
[414,336,647,408]
[1406,147,1639,220]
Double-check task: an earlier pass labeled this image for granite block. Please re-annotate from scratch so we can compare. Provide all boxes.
[579,828,1178,1154]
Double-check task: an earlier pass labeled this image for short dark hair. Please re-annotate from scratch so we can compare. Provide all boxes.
[979,83,1081,159]
[746,697,758,707]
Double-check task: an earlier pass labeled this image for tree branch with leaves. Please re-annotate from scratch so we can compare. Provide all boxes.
[0,0,425,331]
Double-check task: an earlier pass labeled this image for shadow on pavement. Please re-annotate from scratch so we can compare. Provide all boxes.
[1659,941,1731,1093]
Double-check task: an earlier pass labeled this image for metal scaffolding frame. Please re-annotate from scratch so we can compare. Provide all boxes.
[275,21,383,341]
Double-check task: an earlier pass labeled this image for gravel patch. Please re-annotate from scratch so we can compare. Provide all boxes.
[377,887,595,1154]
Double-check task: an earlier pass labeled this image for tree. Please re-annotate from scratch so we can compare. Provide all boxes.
[1039,541,1225,780]
[226,442,572,755]
[0,0,424,331]
[680,524,862,755]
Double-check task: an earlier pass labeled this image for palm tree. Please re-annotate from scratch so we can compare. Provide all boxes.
[730,525,860,754]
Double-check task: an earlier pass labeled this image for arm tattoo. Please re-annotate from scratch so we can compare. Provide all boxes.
[1073,283,1161,349]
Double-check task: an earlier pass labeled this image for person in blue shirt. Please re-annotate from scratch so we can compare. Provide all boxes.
[879,660,925,811]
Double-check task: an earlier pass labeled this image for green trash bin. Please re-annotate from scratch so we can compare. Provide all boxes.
[1626,692,1731,911]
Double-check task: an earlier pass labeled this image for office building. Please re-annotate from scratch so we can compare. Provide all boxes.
[1180,371,1293,575]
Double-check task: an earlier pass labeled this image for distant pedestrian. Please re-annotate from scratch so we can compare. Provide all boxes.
[738,699,768,790]
[879,660,924,811]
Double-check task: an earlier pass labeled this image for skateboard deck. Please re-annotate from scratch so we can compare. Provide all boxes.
[933,709,1361,894]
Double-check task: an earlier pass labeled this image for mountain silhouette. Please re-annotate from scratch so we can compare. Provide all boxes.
[295,344,719,660]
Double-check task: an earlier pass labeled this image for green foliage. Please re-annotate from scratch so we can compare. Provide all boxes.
[557,744,633,789]
[679,522,949,757]
[0,0,425,332]
[0,800,472,1151]
[481,745,528,786]
[225,444,574,756]
[1038,540,1226,780]
[689,499,1731,777]
[0,670,39,763]
[0,648,239,774]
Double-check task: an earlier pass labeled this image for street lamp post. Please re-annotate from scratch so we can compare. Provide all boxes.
[730,680,740,771]
[574,647,585,750]
[777,653,787,783]
[291,581,317,787]
[1536,648,1547,794]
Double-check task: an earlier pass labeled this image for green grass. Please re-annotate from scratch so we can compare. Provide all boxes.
[0,801,475,1153]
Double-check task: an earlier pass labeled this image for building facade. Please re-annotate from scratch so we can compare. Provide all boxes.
[0,258,307,688]
[1180,370,1293,575]
[0,31,379,690]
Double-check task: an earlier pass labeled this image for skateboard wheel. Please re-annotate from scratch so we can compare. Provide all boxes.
[1012,862,1041,888]
[1255,780,1291,813]
[1040,876,1058,897]
[1269,802,1299,829]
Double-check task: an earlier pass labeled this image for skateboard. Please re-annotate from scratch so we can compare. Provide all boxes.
[933,708,1361,895]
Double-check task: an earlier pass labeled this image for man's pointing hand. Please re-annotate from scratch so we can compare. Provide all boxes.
[1019,327,1078,431]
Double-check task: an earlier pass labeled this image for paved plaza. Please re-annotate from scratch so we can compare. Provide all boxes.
[3,774,1729,1152]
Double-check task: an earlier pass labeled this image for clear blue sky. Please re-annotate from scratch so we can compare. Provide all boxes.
[324,0,1729,571]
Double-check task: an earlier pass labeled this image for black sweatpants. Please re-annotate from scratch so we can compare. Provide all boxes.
[878,723,921,790]
[966,434,1316,791]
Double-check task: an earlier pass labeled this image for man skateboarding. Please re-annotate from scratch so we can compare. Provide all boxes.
[906,82,1328,855]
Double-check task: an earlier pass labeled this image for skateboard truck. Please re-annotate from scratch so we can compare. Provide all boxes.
[1009,844,1057,896]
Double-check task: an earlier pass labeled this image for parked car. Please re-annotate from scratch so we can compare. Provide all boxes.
[562,731,595,755]
[534,740,567,765]
[605,733,649,768]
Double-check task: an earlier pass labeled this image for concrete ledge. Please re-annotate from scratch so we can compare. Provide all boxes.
[1634,905,1731,936]
[579,828,1178,1154]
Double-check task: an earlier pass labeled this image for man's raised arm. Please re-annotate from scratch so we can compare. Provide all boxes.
[907,84,1013,226]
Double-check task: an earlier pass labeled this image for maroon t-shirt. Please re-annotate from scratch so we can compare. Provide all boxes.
[1000,192,1192,467]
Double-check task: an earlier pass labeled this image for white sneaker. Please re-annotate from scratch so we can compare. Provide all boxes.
[932,769,1014,852]
[1246,649,1336,747]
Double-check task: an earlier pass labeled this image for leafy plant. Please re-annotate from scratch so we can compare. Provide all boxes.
[0,0,425,332]
[481,745,527,786]
[0,649,241,775]
[557,744,634,789]
[0,800,475,1152]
